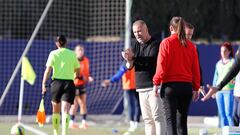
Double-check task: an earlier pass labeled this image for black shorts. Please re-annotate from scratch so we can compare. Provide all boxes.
[75,86,87,96]
[51,79,75,104]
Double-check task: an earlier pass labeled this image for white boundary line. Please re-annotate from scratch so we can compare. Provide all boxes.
[19,123,48,135]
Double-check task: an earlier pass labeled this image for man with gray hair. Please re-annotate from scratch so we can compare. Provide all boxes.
[122,20,166,135]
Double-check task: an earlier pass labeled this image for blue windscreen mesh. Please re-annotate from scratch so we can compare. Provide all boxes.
[0,40,124,115]
[0,0,126,115]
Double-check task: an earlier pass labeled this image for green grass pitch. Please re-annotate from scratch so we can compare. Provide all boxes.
[0,123,220,135]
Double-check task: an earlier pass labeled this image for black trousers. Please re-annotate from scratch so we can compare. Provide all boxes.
[233,96,240,126]
[160,82,193,135]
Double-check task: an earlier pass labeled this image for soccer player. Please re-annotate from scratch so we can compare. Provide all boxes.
[122,20,166,135]
[102,64,141,132]
[153,17,200,135]
[42,35,80,135]
[69,45,93,129]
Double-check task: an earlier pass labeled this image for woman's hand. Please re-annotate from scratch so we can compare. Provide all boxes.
[88,76,94,83]
[153,85,161,97]
[201,84,219,101]
[102,80,110,87]
[42,84,47,95]
[192,91,200,102]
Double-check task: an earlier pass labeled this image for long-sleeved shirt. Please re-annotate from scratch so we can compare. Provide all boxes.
[217,47,240,90]
[131,37,160,89]
[234,72,240,97]
[110,65,127,82]
[110,65,136,90]
[212,59,235,90]
[153,34,200,91]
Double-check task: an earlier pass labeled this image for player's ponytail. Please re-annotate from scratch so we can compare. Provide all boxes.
[169,17,187,47]
[56,35,67,47]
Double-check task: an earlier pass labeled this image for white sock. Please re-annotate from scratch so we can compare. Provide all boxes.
[82,119,86,124]
[61,113,69,135]
[69,120,74,125]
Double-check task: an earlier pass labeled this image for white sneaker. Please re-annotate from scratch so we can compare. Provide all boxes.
[69,121,79,129]
[128,126,136,132]
[128,121,137,132]
[123,131,131,135]
[79,122,88,129]
[134,121,138,129]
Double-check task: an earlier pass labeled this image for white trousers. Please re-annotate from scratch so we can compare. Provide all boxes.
[138,89,166,135]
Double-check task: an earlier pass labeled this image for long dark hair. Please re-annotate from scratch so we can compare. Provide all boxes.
[169,17,187,47]
[56,35,67,47]
[220,42,234,58]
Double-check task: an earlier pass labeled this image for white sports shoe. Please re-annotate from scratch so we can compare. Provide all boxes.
[79,121,88,129]
[128,121,137,132]
[69,121,79,129]
[123,131,131,135]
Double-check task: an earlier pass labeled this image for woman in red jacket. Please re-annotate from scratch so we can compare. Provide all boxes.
[153,17,200,135]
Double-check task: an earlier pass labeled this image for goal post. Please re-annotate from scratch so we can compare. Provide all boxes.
[124,0,133,50]
[0,0,128,122]
[0,0,54,134]
[0,0,54,107]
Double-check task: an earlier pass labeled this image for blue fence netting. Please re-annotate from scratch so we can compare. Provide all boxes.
[0,40,238,116]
